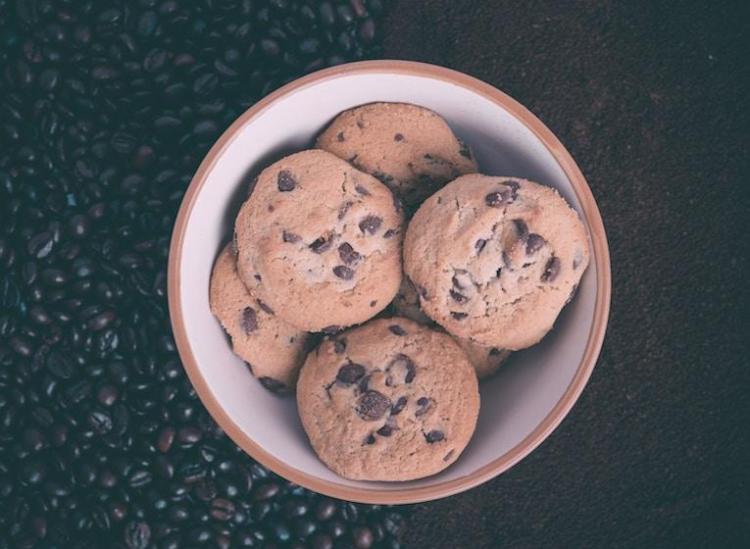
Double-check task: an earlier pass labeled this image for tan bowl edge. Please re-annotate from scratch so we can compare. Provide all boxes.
[167,60,612,504]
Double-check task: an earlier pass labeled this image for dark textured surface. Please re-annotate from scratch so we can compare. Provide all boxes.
[383,0,750,547]
[0,1,408,547]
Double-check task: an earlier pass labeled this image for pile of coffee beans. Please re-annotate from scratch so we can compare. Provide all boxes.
[0,0,406,547]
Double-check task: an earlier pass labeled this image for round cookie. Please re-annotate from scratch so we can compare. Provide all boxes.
[209,245,310,394]
[234,149,404,333]
[404,174,590,350]
[316,102,478,209]
[296,317,479,481]
[391,276,511,380]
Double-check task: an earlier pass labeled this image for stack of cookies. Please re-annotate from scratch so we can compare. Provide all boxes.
[210,102,590,481]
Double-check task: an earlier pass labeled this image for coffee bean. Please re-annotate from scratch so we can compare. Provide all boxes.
[0,1,405,545]
[356,391,391,421]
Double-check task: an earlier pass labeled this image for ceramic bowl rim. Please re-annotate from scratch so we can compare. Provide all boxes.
[167,60,612,504]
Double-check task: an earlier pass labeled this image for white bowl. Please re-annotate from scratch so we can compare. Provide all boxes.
[168,60,611,504]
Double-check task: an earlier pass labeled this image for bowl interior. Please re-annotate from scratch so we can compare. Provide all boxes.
[173,68,599,496]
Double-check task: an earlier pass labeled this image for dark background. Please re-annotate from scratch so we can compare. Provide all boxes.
[1,0,748,548]
[384,1,750,547]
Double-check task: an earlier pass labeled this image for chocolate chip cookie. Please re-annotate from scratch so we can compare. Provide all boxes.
[404,174,590,350]
[209,245,311,394]
[316,102,478,209]
[296,318,480,481]
[234,149,404,333]
[391,276,511,379]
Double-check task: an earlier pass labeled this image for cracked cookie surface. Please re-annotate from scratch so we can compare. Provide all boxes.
[392,276,512,380]
[209,245,311,393]
[234,149,404,332]
[296,317,479,481]
[316,102,478,209]
[404,174,590,350]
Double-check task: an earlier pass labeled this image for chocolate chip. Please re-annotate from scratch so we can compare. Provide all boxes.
[356,119,365,129]
[388,325,406,336]
[415,397,432,416]
[489,347,502,356]
[357,374,371,393]
[256,299,274,315]
[450,312,468,320]
[505,180,520,193]
[364,434,376,445]
[387,354,416,385]
[391,396,407,415]
[417,285,430,300]
[309,235,332,253]
[333,338,347,354]
[354,184,370,196]
[496,266,503,278]
[383,229,397,239]
[277,170,296,191]
[475,239,487,254]
[541,256,561,282]
[369,300,377,307]
[394,133,404,142]
[338,201,353,220]
[240,307,257,334]
[356,391,391,421]
[336,131,345,142]
[359,215,382,235]
[338,243,360,264]
[259,377,286,394]
[526,234,545,254]
[485,190,509,207]
[333,265,354,280]
[424,430,444,443]
[336,362,365,384]
[377,425,393,437]
[513,219,529,239]
[254,273,262,281]
[449,289,467,303]
[321,325,341,335]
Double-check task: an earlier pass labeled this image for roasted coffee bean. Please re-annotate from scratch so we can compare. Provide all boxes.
[0,1,405,546]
